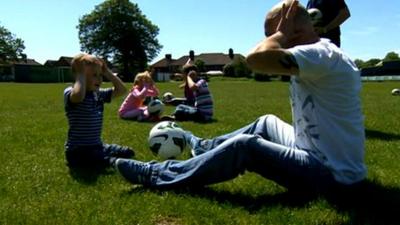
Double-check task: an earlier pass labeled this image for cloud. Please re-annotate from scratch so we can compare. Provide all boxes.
[348,26,380,36]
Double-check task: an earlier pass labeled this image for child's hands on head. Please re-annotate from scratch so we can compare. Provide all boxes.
[143,74,154,85]
[73,54,103,91]
[188,70,197,79]
[98,58,116,78]
[72,54,102,77]
[133,71,152,89]
[71,53,88,75]
[82,55,102,77]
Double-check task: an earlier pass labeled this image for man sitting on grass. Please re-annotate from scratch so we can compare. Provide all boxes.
[113,0,366,192]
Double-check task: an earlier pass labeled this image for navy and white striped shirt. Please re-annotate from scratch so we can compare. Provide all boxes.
[64,87,113,147]
[194,79,213,120]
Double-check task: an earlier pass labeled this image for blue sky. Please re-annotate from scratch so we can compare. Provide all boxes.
[0,0,398,64]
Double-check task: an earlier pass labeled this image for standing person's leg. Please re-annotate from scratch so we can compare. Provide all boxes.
[323,34,341,47]
[115,134,336,191]
[331,36,341,47]
[189,114,295,156]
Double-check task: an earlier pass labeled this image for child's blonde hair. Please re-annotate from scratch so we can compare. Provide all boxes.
[133,71,152,87]
[71,53,103,78]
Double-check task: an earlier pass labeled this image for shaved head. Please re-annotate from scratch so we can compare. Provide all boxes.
[265,0,312,37]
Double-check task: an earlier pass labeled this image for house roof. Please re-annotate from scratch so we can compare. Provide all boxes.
[58,56,73,66]
[197,53,243,66]
[13,58,42,66]
[43,56,73,67]
[152,58,173,68]
[44,60,58,67]
[152,53,245,68]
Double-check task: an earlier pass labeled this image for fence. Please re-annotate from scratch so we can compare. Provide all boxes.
[361,75,400,81]
[13,65,73,83]
[0,65,14,81]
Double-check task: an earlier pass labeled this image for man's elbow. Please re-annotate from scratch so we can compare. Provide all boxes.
[246,53,268,74]
[246,54,260,72]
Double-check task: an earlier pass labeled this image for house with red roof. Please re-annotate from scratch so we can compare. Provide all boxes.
[151,49,245,81]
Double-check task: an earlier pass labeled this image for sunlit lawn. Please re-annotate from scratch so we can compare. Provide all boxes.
[0,79,399,225]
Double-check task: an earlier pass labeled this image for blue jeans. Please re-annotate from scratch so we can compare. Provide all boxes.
[174,104,206,122]
[147,115,337,190]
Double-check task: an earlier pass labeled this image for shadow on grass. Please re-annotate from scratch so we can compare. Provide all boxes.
[193,118,219,124]
[120,118,219,124]
[365,129,400,141]
[68,167,113,185]
[127,180,400,225]
[324,180,400,225]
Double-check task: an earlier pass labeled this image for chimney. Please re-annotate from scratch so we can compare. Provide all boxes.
[165,54,172,61]
[228,48,234,60]
[189,50,195,61]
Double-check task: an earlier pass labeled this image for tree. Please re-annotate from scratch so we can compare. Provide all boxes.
[383,52,400,62]
[354,58,381,69]
[354,59,365,69]
[77,0,162,81]
[362,58,381,68]
[0,24,25,63]
[194,59,205,72]
[223,63,235,77]
[223,56,252,78]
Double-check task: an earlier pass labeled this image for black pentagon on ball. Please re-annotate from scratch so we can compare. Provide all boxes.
[172,137,185,152]
[150,143,162,155]
[158,121,174,130]
[149,134,167,155]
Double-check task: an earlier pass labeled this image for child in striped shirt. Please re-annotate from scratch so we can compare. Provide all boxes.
[64,53,134,169]
[163,64,213,122]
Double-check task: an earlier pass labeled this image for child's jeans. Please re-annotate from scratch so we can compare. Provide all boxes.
[174,104,208,122]
[65,144,134,169]
[166,97,195,107]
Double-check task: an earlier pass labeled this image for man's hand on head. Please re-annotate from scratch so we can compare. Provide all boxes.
[275,0,299,43]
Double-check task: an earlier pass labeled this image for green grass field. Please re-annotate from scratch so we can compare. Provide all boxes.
[0,79,399,225]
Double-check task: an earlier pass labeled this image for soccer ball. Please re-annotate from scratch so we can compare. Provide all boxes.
[308,8,323,26]
[148,121,187,159]
[147,99,164,115]
[162,92,174,102]
[391,88,400,96]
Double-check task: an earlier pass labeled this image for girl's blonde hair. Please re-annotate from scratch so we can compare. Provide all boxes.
[132,71,153,89]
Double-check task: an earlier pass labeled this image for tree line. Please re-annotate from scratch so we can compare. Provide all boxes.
[1,0,399,79]
[1,0,161,81]
[354,52,400,69]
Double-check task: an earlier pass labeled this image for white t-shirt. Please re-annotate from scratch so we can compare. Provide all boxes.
[288,38,367,184]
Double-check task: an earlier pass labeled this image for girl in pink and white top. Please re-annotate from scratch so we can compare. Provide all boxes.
[118,71,159,121]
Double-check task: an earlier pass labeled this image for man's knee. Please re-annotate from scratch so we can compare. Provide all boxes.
[232,134,259,149]
[258,114,280,125]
